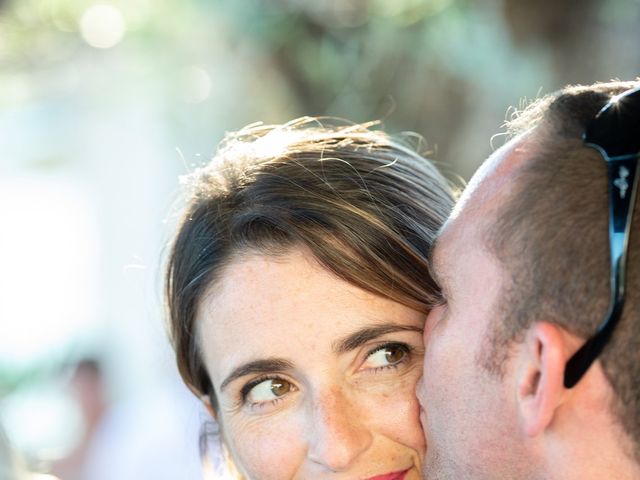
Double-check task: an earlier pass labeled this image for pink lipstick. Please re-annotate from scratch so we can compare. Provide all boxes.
[364,468,409,480]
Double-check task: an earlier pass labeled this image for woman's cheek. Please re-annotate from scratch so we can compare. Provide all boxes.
[223,412,305,480]
[363,365,426,454]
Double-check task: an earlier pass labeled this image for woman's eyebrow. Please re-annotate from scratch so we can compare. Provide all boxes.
[220,358,294,392]
[332,324,423,355]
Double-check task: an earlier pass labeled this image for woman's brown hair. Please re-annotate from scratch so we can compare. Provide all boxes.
[165,118,455,412]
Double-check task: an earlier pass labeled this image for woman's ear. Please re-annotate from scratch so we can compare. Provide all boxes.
[200,394,217,420]
[516,322,567,438]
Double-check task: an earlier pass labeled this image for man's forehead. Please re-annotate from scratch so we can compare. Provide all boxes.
[431,207,473,281]
[429,231,453,291]
[432,134,533,277]
[452,134,532,221]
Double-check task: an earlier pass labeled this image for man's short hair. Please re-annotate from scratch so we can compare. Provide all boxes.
[483,80,640,458]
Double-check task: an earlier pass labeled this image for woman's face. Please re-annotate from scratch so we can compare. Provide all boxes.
[197,247,426,480]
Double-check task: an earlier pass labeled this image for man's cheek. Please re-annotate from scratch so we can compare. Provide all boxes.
[415,378,426,406]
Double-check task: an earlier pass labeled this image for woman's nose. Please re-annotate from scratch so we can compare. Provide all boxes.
[306,387,373,471]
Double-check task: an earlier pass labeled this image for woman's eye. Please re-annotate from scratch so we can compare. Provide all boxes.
[363,343,410,370]
[244,377,293,405]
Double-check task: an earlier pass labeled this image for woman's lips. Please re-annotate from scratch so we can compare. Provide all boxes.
[364,468,409,480]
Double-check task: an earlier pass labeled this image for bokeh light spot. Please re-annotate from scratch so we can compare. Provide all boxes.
[79,4,126,49]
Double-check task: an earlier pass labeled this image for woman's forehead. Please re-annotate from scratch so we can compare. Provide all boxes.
[195,248,424,383]
[198,251,405,338]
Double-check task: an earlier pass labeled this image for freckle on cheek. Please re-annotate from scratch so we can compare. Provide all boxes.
[230,425,303,478]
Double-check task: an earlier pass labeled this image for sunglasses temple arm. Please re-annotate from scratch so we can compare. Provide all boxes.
[563,157,638,389]
[608,158,639,300]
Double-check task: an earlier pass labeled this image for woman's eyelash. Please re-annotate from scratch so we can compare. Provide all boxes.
[240,374,280,401]
[364,342,414,367]
[366,341,411,355]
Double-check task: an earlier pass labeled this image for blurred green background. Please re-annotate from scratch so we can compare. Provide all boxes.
[0,0,638,478]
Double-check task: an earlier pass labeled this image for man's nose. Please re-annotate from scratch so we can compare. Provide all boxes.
[306,386,373,471]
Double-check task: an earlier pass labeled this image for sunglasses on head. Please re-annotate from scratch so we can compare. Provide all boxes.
[563,85,640,388]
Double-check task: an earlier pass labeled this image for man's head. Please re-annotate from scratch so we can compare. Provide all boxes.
[418,80,640,479]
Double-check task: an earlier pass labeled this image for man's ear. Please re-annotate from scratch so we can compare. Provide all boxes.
[516,322,567,438]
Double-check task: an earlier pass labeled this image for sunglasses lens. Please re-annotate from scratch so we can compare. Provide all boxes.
[584,86,640,159]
